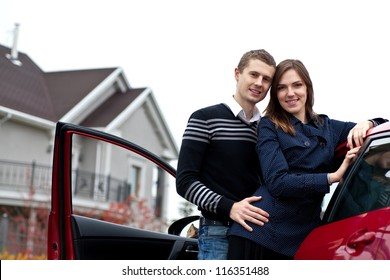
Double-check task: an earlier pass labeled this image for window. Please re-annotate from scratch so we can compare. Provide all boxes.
[332,137,390,221]
[129,165,141,197]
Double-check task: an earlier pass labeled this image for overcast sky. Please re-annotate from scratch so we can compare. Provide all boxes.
[1,0,389,220]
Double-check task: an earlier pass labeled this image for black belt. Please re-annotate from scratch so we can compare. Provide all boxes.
[199,216,231,226]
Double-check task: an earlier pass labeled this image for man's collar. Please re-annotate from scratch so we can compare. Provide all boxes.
[224,95,261,123]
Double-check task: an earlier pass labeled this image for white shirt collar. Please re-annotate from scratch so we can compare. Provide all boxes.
[224,95,261,124]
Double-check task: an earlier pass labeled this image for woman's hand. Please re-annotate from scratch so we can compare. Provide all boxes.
[347,121,373,148]
[328,146,361,184]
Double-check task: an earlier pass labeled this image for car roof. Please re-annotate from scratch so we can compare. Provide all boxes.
[368,121,390,136]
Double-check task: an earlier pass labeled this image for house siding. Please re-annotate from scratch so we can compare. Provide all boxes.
[0,119,53,165]
[118,104,171,217]
[120,105,166,157]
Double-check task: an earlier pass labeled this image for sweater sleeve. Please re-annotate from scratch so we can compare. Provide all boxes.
[176,112,233,217]
[370,118,388,127]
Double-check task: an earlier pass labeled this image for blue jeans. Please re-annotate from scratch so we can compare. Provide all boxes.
[197,225,229,260]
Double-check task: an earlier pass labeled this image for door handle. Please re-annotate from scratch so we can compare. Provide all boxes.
[185,245,198,254]
[347,229,376,249]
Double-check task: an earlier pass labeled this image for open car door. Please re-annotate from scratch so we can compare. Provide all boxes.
[47,122,198,260]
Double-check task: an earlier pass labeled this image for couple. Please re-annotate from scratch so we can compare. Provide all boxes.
[176,49,387,260]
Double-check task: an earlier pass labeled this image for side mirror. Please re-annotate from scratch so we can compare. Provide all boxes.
[168,215,200,236]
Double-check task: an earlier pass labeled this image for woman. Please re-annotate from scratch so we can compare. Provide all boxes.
[227,59,387,259]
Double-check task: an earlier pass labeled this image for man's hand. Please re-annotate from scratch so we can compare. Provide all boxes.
[229,196,269,232]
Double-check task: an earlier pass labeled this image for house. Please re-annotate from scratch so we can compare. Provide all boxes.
[0,39,178,257]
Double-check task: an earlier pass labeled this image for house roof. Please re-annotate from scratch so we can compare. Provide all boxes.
[0,44,55,120]
[80,87,145,127]
[0,44,145,124]
[45,68,122,123]
[0,44,178,157]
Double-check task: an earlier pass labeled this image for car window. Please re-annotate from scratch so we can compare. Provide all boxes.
[331,137,390,221]
[70,133,173,231]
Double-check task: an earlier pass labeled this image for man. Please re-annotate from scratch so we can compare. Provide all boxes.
[176,49,276,259]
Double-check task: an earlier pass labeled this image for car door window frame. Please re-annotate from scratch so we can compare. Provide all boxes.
[324,134,390,223]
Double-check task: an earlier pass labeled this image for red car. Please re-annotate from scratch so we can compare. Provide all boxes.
[47,122,390,260]
[295,122,390,259]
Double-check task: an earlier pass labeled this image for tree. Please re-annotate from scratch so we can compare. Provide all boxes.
[178,201,196,217]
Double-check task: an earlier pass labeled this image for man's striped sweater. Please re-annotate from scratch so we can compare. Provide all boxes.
[176,103,262,222]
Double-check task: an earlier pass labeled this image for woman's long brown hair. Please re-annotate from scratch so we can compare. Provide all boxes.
[264,59,322,135]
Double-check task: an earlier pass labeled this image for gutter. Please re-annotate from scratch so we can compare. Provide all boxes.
[0,106,55,129]
[0,112,12,126]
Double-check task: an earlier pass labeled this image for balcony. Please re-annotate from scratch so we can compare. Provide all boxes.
[0,160,154,258]
[0,160,136,206]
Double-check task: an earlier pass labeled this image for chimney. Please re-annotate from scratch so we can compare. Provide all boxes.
[6,23,22,66]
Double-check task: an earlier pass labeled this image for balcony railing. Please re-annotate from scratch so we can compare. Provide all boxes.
[0,160,133,202]
[0,160,164,258]
[0,160,51,195]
